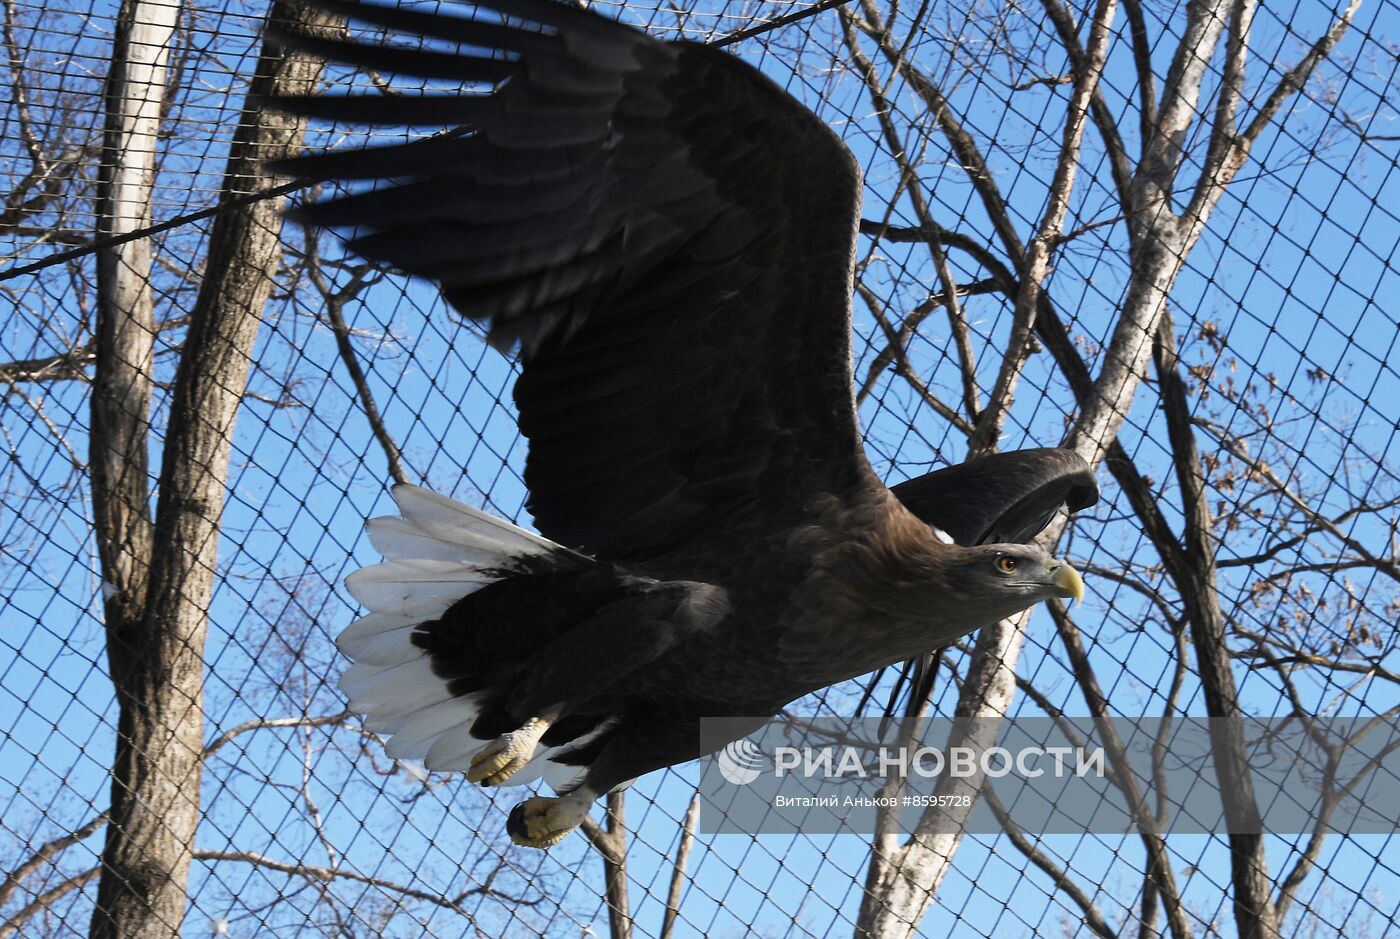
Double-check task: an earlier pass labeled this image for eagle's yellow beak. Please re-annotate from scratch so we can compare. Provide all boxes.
[1051,563,1085,606]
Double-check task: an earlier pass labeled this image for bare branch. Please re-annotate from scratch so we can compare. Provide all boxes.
[855,283,975,434]
[303,235,408,486]
[1184,0,1364,229]
[0,813,108,912]
[711,0,856,47]
[1193,0,1259,222]
[203,711,355,760]
[1036,0,1135,207]
[660,793,700,939]
[970,0,1121,454]
[580,792,632,939]
[1134,0,1234,212]
[980,785,1117,939]
[1010,72,1072,91]
[1120,0,1159,138]
[192,850,526,915]
[1049,601,1195,939]
[0,345,95,384]
[855,0,1022,260]
[1195,419,1399,586]
[2,0,49,173]
[842,11,982,422]
[0,866,101,939]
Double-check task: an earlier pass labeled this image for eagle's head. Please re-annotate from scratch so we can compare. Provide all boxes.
[936,543,1084,628]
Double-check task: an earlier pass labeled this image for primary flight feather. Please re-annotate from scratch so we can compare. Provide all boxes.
[269,0,1098,848]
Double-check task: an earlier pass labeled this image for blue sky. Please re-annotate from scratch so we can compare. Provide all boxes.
[2,0,1399,935]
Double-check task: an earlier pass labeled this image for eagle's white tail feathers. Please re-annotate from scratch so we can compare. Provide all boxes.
[542,763,582,791]
[336,624,420,667]
[390,484,556,556]
[366,516,513,566]
[339,484,584,790]
[344,559,499,617]
[337,611,417,651]
[383,698,484,760]
[342,657,451,717]
[425,722,501,771]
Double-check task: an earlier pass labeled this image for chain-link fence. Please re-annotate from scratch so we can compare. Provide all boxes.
[2,0,1398,935]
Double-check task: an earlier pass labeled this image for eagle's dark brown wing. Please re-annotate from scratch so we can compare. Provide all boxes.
[892,448,1099,547]
[269,0,869,559]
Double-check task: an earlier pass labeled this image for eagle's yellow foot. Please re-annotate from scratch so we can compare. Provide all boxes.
[507,792,591,848]
[467,716,550,786]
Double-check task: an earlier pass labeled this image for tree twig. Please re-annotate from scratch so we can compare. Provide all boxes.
[660,793,700,939]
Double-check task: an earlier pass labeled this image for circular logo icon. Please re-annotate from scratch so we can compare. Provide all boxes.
[716,738,767,785]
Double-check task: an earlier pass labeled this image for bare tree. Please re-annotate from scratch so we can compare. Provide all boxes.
[87,3,344,935]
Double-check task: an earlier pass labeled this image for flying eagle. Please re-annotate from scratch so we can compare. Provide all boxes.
[270,0,1098,848]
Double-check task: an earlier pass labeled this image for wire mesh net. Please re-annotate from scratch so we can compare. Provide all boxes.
[2,0,1398,935]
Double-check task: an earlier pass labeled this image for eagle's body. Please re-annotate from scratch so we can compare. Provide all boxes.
[275,0,1098,846]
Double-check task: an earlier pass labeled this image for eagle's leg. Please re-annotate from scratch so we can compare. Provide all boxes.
[505,712,774,847]
[506,787,597,848]
[466,711,558,785]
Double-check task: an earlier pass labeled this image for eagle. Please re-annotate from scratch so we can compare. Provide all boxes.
[268,0,1098,848]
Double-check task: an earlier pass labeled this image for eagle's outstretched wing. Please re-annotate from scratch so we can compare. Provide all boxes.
[270,0,870,558]
[893,448,1099,547]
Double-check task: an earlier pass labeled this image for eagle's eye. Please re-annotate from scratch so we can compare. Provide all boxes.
[995,555,1018,574]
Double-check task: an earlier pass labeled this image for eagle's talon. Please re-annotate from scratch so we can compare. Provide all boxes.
[507,794,588,848]
[467,716,551,786]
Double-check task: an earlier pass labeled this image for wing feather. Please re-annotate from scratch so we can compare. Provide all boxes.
[891,448,1100,546]
[271,0,871,558]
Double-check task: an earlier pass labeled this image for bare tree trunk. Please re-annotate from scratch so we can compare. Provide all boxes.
[1153,315,1280,939]
[89,6,334,936]
[582,792,633,939]
[89,0,180,931]
[857,611,1030,936]
[91,0,167,628]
